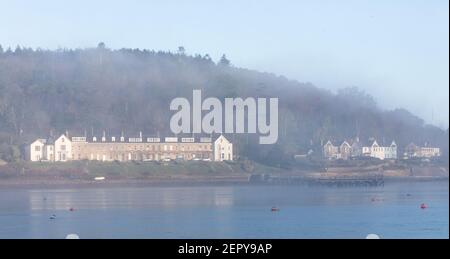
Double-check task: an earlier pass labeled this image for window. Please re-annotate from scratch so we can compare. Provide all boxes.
[35,146,41,151]
[60,145,66,151]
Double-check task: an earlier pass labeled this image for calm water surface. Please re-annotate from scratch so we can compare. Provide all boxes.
[0,181,448,238]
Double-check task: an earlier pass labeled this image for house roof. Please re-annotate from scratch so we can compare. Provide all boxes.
[324,140,340,146]
[32,139,47,145]
[340,141,351,147]
[364,139,397,147]
[71,134,223,144]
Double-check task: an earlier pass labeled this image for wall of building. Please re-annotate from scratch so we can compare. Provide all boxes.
[71,141,213,162]
[29,134,233,163]
[54,135,72,161]
[214,135,233,161]
[30,140,45,161]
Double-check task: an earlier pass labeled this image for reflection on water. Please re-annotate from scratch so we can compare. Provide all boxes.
[0,182,448,238]
[28,187,234,210]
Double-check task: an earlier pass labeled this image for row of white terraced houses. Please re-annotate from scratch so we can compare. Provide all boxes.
[28,133,233,162]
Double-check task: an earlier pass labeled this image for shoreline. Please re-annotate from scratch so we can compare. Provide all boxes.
[0,175,448,189]
[1,161,448,189]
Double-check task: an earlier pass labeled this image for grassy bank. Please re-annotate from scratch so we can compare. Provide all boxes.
[0,160,287,180]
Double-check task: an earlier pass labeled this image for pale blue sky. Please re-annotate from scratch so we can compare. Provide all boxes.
[1,0,448,127]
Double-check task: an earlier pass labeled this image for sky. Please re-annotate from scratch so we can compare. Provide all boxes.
[0,0,448,127]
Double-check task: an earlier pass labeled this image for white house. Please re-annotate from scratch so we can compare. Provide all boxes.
[323,139,355,160]
[363,140,397,160]
[29,139,46,161]
[54,134,72,161]
[44,144,54,161]
[419,147,440,158]
[323,140,340,159]
[405,143,440,158]
[385,141,397,159]
[339,141,352,160]
[214,135,233,161]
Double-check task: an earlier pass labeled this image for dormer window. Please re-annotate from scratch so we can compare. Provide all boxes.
[93,137,97,142]
[112,137,116,142]
[120,136,125,142]
[102,137,106,142]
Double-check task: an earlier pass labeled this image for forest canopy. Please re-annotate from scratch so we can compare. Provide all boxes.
[0,44,448,164]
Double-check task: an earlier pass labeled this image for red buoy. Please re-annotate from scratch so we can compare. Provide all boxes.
[271,207,279,212]
[69,207,75,212]
[420,203,427,209]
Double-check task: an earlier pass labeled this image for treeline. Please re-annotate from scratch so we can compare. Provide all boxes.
[0,43,448,165]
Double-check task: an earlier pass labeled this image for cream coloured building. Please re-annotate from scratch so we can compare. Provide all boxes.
[362,140,397,160]
[29,133,233,162]
[404,143,440,158]
[213,135,233,161]
[29,139,46,161]
[54,134,71,161]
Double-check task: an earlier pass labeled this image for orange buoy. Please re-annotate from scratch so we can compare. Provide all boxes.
[69,207,75,212]
[420,203,427,209]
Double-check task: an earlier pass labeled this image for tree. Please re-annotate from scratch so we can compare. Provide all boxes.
[177,46,185,55]
[0,44,446,166]
[0,143,20,163]
[218,54,230,66]
[204,54,211,61]
[97,42,106,49]
[0,44,3,54]
[14,45,22,54]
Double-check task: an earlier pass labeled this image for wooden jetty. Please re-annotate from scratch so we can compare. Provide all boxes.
[249,173,384,187]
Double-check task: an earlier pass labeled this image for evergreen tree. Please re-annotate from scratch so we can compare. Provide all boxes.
[177,46,185,55]
[218,54,230,66]
[97,42,106,49]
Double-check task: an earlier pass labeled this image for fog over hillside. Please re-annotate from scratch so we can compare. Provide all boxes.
[0,44,448,165]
